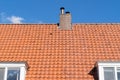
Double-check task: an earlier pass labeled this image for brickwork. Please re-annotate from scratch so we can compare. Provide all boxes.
[59,7,72,30]
[59,13,72,30]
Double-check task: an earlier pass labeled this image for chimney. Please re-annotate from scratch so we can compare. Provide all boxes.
[59,7,72,30]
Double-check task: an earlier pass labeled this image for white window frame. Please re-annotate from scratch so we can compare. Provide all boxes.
[0,62,27,80]
[97,61,120,80]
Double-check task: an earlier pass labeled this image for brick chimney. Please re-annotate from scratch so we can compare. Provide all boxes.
[59,7,72,30]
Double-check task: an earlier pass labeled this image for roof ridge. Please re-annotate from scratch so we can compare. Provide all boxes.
[73,23,120,25]
[0,23,57,25]
[0,23,120,25]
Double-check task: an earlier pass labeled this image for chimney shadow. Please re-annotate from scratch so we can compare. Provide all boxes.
[88,67,98,80]
[57,23,59,26]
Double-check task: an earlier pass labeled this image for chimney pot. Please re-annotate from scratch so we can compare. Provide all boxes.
[66,11,70,14]
[60,7,65,14]
[60,7,65,10]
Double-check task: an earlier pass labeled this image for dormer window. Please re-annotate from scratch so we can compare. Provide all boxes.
[97,61,120,80]
[0,62,27,80]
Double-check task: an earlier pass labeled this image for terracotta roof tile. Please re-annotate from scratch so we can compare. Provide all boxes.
[0,24,120,80]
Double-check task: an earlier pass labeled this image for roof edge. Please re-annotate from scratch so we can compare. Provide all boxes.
[73,23,120,25]
[0,61,28,69]
[0,23,57,25]
[0,23,120,25]
[0,23,120,26]
[95,61,120,67]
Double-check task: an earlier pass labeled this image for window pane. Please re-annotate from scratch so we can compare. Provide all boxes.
[7,68,20,80]
[104,67,115,80]
[117,68,120,80]
[0,68,5,80]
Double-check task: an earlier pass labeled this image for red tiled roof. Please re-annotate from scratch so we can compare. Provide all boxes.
[0,24,120,80]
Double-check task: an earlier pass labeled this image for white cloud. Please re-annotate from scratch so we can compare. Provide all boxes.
[7,16,24,24]
[0,12,24,24]
[0,12,8,23]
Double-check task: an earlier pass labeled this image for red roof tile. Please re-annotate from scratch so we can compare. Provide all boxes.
[0,24,120,80]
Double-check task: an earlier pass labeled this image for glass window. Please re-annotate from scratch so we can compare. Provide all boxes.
[7,68,20,80]
[0,62,26,80]
[0,68,5,80]
[97,62,120,80]
[117,68,120,80]
[104,67,115,80]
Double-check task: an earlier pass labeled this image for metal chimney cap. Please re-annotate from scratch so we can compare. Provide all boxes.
[60,7,65,10]
[66,11,70,14]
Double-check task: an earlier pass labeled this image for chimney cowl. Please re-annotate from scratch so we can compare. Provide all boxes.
[66,11,70,14]
[60,7,65,10]
[60,7,65,14]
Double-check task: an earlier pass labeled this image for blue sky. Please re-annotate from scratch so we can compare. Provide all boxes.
[0,0,120,23]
